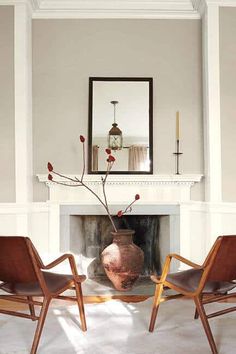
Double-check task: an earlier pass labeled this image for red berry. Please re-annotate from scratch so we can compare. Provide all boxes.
[48,174,53,181]
[80,135,85,143]
[117,210,123,217]
[135,194,140,200]
[108,155,115,162]
[105,148,111,155]
[47,162,53,172]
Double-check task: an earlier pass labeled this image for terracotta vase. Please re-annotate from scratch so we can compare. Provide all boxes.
[101,229,144,291]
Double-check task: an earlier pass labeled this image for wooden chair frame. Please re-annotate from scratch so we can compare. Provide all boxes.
[149,236,236,354]
[0,237,87,354]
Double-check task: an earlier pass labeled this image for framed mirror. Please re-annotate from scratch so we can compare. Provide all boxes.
[88,77,153,174]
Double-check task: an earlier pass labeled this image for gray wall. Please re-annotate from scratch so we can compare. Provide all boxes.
[220,8,236,202]
[0,6,15,202]
[33,19,204,201]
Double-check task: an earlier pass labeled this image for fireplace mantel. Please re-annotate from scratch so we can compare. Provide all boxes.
[38,173,202,185]
[36,173,204,273]
[37,174,203,203]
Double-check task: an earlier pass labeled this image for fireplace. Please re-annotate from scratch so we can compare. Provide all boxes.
[37,173,203,292]
[59,202,179,280]
[67,215,162,279]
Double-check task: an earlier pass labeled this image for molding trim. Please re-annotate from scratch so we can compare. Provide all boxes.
[202,3,222,202]
[1,200,236,214]
[37,174,203,203]
[206,0,236,4]
[31,0,40,10]
[32,11,200,20]
[37,173,203,186]
[0,202,49,214]
[193,0,236,10]
[0,0,236,17]
[32,0,200,19]
[192,0,206,14]
[0,0,34,11]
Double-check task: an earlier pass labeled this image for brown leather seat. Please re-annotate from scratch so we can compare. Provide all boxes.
[166,268,236,294]
[149,235,236,354]
[0,236,87,354]
[1,272,86,296]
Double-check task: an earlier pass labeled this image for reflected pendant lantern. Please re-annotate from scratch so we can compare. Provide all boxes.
[108,100,123,150]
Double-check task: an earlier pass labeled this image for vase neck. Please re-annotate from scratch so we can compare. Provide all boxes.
[111,229,134,244]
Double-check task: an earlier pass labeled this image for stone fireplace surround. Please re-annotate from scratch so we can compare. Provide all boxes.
[38,174,202,276]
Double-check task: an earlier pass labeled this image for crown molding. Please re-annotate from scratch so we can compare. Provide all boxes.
[0,0,37,11]
[0,0,32,5]
[32,0,201,19]
[193,0,236,10]
[192,0,236,17]
[192,0,205,14]
[31,0,40,10]
[210,0,236,4]
[1,0,236,18]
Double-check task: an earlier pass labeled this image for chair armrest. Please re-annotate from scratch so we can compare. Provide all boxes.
[41,254,86,279]
[169,253,203,269]
[41,254,73,270]
[30,242,75,271]
[150,254,203,285]
[29,241,86,280]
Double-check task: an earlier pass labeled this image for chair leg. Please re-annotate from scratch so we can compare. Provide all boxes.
[30,297,51,354]
[194,296,218,354]
[27,296,36,321]
[75,282,87,331]
[149,283,164,332]
[194,307,199,319]
[194,294,202,320]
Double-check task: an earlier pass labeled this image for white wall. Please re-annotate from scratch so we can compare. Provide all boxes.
[32,19,204,201]
[220,8,236,202]
[0,5,236,267]
[0,6,15,202]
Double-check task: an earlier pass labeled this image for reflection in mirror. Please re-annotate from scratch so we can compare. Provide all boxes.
[88,77,153,174]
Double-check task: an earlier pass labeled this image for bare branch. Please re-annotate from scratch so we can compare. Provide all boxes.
[81,142,85,182]
[47,141,139,233]
[52,171,80,183]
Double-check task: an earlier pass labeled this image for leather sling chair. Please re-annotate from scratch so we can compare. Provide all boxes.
[0,236,87,354]
[149,235,236,354]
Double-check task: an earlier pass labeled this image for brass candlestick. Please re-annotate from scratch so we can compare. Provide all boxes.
[173,139,183,175]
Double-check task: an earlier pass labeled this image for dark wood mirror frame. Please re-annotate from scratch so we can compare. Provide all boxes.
[88,77,153,175]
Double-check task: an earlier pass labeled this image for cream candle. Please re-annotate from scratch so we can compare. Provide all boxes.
[176,111,180,140]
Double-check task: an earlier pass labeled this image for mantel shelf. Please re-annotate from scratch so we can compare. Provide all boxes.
[37,173,203,203]
[37,174,203,186]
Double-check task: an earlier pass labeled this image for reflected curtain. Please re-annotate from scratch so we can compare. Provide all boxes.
[128,145,148,171]
[92,145,99,171]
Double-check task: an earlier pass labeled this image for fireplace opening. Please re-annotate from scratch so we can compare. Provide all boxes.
[69,215,163,279]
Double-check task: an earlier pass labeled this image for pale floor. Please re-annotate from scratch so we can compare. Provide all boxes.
[1,286,236,354]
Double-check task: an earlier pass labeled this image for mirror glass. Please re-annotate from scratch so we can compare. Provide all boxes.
[88,77,153,174]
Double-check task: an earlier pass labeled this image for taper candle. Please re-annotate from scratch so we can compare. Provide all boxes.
[176,111,180,140]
